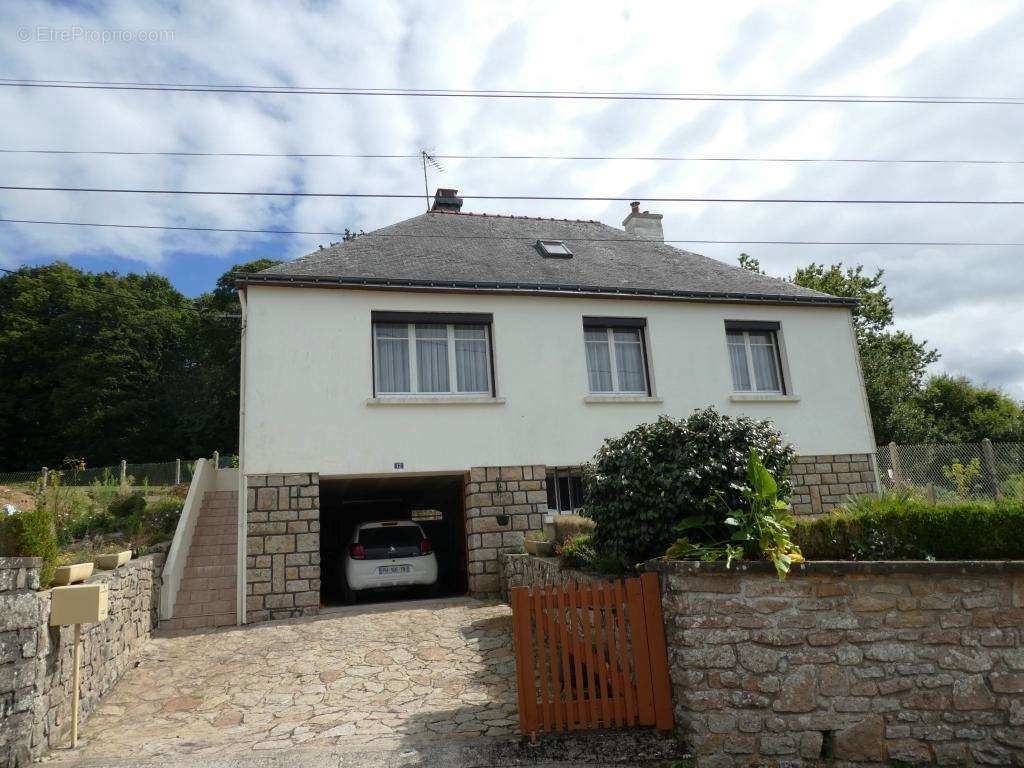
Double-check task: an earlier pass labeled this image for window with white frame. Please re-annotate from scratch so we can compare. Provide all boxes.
[546,467,584,513]
[725,321,786,394]
[373,315,493,396]
[583,318,649,394]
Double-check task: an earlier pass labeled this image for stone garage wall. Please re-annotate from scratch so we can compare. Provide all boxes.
[789,453,878,516]
[245,473,320,623]
[649,559,1024,767]
[0,553,163,767]
[464,465,548,597]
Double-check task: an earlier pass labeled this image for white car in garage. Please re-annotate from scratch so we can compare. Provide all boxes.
[343,520,438,602]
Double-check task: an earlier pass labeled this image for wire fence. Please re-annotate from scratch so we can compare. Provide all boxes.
[876,441,1024,503]
[0,453,237,490]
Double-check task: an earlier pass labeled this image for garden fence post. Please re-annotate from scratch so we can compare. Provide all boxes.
[981,438,1001,500]
[119,460,127,486]
[888,442,903,488]
[175,458,181,485]
[41,466,48,489]
[212,451,220,470]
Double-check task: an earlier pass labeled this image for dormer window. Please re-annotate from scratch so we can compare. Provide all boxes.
[537,240,572,258]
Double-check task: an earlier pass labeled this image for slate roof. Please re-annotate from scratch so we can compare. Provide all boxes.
[240,210,852,307]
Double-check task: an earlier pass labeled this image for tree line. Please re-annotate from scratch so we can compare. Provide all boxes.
[1,256,1022,470]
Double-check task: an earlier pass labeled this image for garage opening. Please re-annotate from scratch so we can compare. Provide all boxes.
[319,474,466,606]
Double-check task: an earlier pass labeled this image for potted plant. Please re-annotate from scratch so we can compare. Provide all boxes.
[524,530,554,557]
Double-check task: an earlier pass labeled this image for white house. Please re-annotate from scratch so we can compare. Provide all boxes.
[235,189,877,621]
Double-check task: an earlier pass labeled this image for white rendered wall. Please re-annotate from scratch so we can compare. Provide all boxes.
[242,286,874,477]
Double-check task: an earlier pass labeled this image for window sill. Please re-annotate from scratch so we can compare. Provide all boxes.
[584,394,664,404]
[729,394,801,403]
[366,396,506,406]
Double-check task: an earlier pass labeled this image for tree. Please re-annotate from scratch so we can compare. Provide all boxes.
[0,259,281,469]
[0,262,195,467]
[915,374,1024,443]
[790,263,939,444]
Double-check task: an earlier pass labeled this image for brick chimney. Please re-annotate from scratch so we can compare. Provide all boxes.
[431,188,463,212]
[622,201,663,241]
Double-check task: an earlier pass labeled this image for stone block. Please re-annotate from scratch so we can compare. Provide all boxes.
[296,533,318,552]
[264,535,295,555]
[255,487,277,511]
[264,593,294,609]
[834,715,885,762]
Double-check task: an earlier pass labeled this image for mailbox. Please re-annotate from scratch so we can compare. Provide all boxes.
[50,583,109,626]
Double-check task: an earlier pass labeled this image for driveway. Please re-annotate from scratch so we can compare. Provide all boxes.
[47,597,518,763]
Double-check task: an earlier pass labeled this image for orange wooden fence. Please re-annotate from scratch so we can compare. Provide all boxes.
[510,572,674,739]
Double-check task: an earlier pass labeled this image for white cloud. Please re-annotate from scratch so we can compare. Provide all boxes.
[1,0,1022,396]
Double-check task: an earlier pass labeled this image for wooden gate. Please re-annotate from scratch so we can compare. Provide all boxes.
[510,572,674,738]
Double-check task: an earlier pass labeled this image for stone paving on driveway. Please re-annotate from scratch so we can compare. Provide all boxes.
[45,597,519,763]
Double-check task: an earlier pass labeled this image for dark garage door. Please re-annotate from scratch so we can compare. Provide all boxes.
[319,474,466,604]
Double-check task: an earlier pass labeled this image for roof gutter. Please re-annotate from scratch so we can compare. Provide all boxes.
[234,272,858,308]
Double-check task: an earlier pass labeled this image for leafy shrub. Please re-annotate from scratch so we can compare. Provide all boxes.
[108,493,146,520]
[794,492,1024,560]
[0,507,59,586]
[525,530,550,542]
[141,497,183,542]
[583,408,794,567]
[552,514,595,546]
[1001,473,1024,500]
[557,533,597,568]
[666,450,803,579]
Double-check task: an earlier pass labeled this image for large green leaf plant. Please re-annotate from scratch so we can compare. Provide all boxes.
[666,449,803,579]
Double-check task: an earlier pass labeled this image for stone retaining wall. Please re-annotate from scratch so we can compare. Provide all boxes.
[498,552,608,602]
[790,453,878,516]
[649,560,1024,767]
[464,466,548,596]
[497,554,1024,766]
[0,553,163,767]
[245,472,321,623]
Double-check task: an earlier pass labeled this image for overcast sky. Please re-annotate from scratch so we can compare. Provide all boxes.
[2,0,1023,397]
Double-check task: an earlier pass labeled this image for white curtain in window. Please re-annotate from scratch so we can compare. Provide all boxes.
[584,329,613,391]
[749,332,781,391]
[454,325,489,392]
[727,331,752,391]
[415,324,450,392]
[375,323,410,392]
[614,329,646,392]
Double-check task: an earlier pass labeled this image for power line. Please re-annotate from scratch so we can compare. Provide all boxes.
[2,148,1022,165]
[3,184,1024,205]
[1,78,1023,105]
[1,217,1022,247]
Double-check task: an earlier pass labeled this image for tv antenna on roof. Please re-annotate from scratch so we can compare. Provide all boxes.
[421,150,445,211]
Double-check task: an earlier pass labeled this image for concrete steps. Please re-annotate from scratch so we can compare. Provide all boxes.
[160,490,238,630]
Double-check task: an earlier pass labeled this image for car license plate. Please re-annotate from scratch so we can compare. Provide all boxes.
[378,565,411,575]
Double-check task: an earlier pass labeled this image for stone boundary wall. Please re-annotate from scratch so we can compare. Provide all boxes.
[648,559,1024,767]
[498,552,609,602]
[245,473,320,623]
[1,553,163,767]
[465,466,548,597]
[497,554,1024,766]
[790,453,878,516]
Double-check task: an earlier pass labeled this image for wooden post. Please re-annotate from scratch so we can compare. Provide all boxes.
[981,439,1001,501]
[888,442,903,488]
[119,460,127,487]
[41,467,48,490]
[212,451,220,470]
[174,458,181,485]
[71,623,81,747]
[925,482,936,505]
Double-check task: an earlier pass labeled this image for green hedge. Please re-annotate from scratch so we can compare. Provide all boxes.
[0,507,59,585]
[794,495,1024,560]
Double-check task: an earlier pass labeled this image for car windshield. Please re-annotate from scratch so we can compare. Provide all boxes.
[358,526,422,547]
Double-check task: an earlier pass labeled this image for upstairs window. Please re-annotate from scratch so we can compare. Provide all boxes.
[537,240,573,258]
[372,312,493,396]
[725,321,785,394]
[582,318,650,394]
